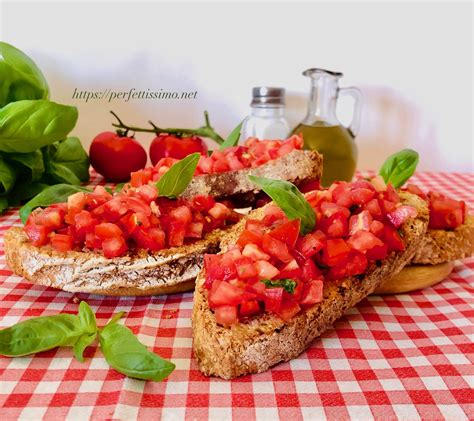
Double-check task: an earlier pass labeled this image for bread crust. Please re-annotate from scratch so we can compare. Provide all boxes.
[4,227,227,296]
[182,150,322,199]
[192,192,429,379]
[411,215,474,264]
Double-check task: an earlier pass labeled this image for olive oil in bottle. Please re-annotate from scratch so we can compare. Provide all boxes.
[292,121,357,187]
[292,68,362,187]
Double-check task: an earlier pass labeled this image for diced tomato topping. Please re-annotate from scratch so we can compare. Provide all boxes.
[51,233,74,253]
[387,205,417,228]
[242,244,270,261]
[296,230,325,258]
[428,191,466,229]
[95,223,122,239]
[262,233,293,263]
[263,287,284,312]
[208,281,244,308]
[268,219,301,247]
[299,280,324,306]
[24,224,49,247]
[366,243,388,261]
[239,300,260,317]
[275,299,301,322]
[235,257,258,279]
[322,239,351,266]
[347,230,384,253]
[382,225,405,252]
[404,183,427,200]
[254,260,280,279]
[300,258,322,281]
[102,236,127,258]
[326,250,367,280]
[349,210,373,235]
[214,305,238,327]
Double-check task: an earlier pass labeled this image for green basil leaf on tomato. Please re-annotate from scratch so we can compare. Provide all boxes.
[99,322,175,382]
[261,278,297,294]
[248,175,316,235]
[0,100,78,153]
[219,119,244,150]
[0,42,49,107]
[43,137,90,185]
[0,313,84,357]
[379,149,419,188]
[156,152,200,198]
[19,183,91,224]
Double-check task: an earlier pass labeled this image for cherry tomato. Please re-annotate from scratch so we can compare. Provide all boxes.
[90,132,147,182]
[149,134,208,165]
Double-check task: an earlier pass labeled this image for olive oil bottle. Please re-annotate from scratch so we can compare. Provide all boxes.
[292,69,362,187]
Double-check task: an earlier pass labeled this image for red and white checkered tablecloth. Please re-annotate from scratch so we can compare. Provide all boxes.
[0,172,473,421]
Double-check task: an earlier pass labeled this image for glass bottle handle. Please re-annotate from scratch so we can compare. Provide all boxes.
[337,87,362,137]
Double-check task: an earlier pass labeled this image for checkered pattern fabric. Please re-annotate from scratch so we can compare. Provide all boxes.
[0,172,473,420]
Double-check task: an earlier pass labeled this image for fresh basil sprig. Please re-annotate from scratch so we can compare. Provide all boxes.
[248,175,316,235]
[0,41,49,107]
[156,152,200,198]
[99,321,175,382]
[0,302,175,382]
[19,184,92,224]
[379,149,419,188]
[0,301,95,357]
[261,278,297,294]
[219,119,244,150]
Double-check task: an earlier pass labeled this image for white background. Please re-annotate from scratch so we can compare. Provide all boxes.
[1,1,473,172]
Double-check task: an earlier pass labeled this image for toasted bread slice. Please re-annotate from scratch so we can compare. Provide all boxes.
[4,226,229,296]
[411,215,474,264]
[192,192,429,379]
[182,149,322,199]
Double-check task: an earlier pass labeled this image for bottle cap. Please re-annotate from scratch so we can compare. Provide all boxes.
[251,87,285,107]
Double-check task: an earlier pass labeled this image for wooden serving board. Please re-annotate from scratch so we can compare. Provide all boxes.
[373,262,455,295]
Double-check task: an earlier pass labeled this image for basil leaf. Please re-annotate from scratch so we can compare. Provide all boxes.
[379,149,419,188]
[0,156,17,195]
[73,333,96,363]
[248,176,316,235]
[7,182,49,207]
[19,183,91,224]
[0,42,49,107]
[0,313,84,357]
[156,152,200,198]
[6,150,45,182]
[261,278,297,294]
[0,100,78,153]
[114,183,125,193]
[219,119,244,150]
[43,137,90,185]
[0,197,8,213]
[99,322,175,382]
[106,311,126,326]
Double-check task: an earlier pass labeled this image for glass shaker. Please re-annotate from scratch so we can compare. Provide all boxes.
[241,87,290,142]
[291,68,362,186]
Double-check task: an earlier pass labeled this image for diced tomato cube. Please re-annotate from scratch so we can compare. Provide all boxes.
[366,198,382,217]
[320,213,349,238]
[300,258,322,282]
[370,175,386,192]
[186,222,204,238]
[85,232,101,250]
[380,199,397,214]
[387,205,417,228]
[68,192,86,211]
[296,230,325,258]
[51,233,74,253]
[300,280,324,306]
[212,158,230,173]
[268,219,301,247]
[350,188,375,205]
[24,224,49,247]
[137,184,158,202]
[386,183,400,203]
[237,229,262,248]
[102,236,127,258]
[214,305,238,327]
[235,257,258,279]
[197,156,214,174]
[246,219,266,236]
[132,227,165,251]
[347,230,384,253]
[369,220,384,236]
[168,221,186,247]
[191,195,215,212]
[95,222,122,239]
[171,205,192,225]
[366,243,388,261]
[38,208,64,230]
[326,250,368,280]
[428,192,465,229]
[262,204,286,226]
[321,239,351,266]
[262,233,293,263]
[255,260,280,280]
[320,202,350,219]
[404,184,427,200]
[239,300,260,317]
[349,210,373,235]
[208,203,230,220]
[275,299,301,322]
[263,287,284,312]
[278,259,302,279]
[226,154,245,171]
[208,281,244,308]
[242,244,270,261]
[382,225,405,252]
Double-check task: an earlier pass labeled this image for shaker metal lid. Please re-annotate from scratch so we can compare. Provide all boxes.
[251,87,285,106]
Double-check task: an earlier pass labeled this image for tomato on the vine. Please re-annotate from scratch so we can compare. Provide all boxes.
[149,134,208,165]
[90,132,147,182]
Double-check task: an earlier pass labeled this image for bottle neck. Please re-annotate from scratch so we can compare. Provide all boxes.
[250,106,285,118]
[303,77,339,125]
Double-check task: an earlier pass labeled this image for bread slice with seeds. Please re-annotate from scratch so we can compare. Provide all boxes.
[191,192,429,379]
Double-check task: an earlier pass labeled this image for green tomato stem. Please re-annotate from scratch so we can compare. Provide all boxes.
[110,111,224,145]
